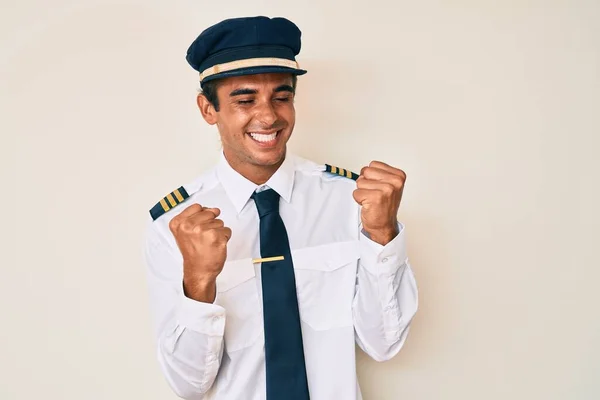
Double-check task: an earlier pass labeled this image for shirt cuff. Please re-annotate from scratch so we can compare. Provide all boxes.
[177,285,226,336]
[359,222,408,276]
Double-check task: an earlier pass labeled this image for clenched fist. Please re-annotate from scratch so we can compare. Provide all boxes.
[169,204,232,303]
[353,161,406,245]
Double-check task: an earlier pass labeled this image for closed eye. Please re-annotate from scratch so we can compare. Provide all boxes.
[238,100,254,105]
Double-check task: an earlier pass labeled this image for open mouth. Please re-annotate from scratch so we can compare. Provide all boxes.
[247,130,281,146]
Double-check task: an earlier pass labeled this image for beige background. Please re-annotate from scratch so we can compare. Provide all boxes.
[2,0,599,399]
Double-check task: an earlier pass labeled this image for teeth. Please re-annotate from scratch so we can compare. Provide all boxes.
[249,132,277,142]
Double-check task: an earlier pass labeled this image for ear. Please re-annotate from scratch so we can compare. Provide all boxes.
[197,94,218,125]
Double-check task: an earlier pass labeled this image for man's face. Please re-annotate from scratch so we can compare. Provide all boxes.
[200,73,296,172]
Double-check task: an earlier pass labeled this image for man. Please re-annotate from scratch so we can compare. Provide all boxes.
[144,16,418,400]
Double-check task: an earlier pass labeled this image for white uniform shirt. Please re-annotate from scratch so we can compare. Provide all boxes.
[143,153,418,400]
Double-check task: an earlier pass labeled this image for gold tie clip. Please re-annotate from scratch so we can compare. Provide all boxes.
[252,256,285,264]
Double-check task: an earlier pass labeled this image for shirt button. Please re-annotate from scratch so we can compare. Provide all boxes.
[381,257,389,263]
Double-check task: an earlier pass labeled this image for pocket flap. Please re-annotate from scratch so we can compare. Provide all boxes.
[216,258,256,292]
[292,240,360,271]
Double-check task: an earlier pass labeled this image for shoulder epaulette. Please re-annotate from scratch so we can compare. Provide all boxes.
[149,186,190,221]
[324,164,359,181]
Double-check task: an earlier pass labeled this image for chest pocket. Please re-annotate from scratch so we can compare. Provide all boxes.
[292,240,360,331]
[215,258,262,353]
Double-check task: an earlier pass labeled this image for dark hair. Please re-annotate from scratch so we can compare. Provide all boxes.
[200,74,298,112]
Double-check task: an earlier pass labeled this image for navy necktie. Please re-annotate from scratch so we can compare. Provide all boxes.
[252,189,310,400]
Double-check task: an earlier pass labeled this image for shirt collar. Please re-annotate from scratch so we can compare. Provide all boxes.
[216,152,296,214]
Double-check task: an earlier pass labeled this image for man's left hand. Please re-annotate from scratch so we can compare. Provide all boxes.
[352,161,406,245]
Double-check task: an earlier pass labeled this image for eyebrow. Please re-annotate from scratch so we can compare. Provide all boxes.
[229,84,295,97]
[229,88,257,96]
[274,85,295,94]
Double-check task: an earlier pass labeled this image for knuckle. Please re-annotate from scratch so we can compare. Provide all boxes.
[179,221,190,231]
[204,229,219,241]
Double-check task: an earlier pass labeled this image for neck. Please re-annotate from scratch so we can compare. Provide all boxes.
[224,152,285,185]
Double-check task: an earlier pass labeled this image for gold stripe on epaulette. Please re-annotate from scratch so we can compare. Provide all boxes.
[331,166,337,174]
[159,198,170,212]
[173,189,184,202]
[346,169,352,178]
[166,193,177,207]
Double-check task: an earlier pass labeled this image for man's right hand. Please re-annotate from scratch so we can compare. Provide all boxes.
[169,204,232,303]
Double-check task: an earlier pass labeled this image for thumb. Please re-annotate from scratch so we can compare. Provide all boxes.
[352,189,371,207]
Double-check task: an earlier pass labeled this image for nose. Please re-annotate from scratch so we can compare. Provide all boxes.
[255,99,277,127]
